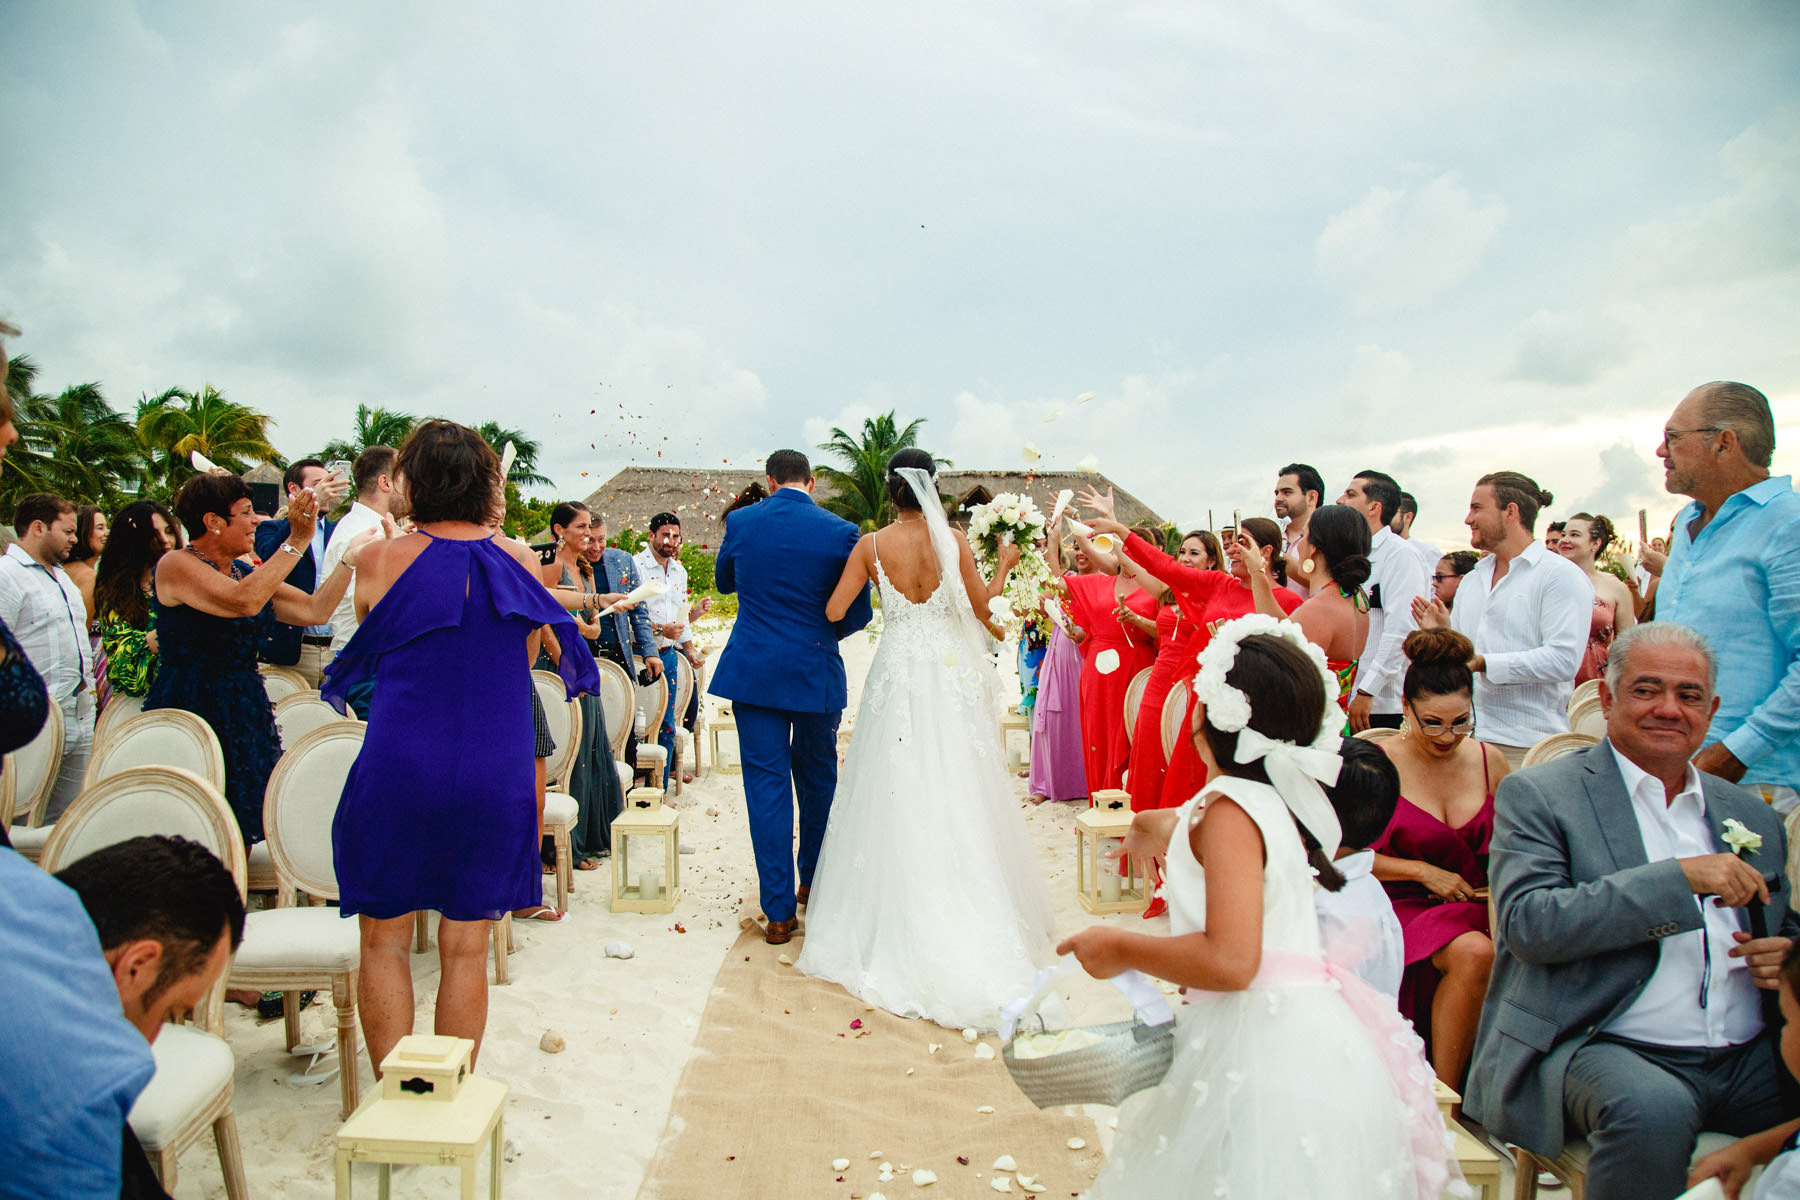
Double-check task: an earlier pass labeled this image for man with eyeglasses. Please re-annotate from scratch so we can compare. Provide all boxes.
[1654,380,1800,815]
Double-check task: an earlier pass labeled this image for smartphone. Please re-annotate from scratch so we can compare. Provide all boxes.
[325,460,352,484]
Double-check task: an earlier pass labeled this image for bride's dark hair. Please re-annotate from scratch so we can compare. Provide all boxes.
[1195,633,1346,892]
[885,448,937,512]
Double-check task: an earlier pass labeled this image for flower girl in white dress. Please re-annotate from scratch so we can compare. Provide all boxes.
[1059,615,1465,1199]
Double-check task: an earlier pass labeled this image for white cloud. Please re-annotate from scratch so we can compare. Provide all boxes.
[1315,174,1507,313]
[1506,309,1634,386]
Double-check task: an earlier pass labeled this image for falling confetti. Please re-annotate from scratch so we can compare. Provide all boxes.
[1042,407,1064,423]
[1076,391,1096,403]
[1021,442,1041,464]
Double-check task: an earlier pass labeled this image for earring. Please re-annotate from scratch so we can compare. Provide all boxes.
[1301,557,1316,575]
[555,536,564,550]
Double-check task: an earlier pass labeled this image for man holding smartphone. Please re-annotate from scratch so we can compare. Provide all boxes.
[254,458,347,686]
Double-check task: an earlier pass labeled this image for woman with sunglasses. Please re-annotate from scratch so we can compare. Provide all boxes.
[1370,627,1509,1089]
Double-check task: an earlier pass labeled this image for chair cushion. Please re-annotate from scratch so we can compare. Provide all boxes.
[246,841,278,889]
[233,907,359,973]
[542,791,577,828]
[8,823,52,856]
[128,1024,234,1151]
[615,763,633,793]
[636,745,668,765]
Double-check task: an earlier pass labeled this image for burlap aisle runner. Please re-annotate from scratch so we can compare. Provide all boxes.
[637,925,1101,1199]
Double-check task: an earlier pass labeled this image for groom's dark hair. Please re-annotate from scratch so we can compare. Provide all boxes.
[766,450,811,485]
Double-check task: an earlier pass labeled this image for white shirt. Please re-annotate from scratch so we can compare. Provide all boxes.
[1448,540,1593,747]
[1604,747,1760,1047]
[1314,850,1404,1004]
[633,549,691,649]
[323,502,385,656]
[1408,537,1441,573]
[1354,526,1430,715]
[0,543,94,736]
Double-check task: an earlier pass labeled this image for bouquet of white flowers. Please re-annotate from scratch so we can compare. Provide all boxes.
[966,492,1054,638]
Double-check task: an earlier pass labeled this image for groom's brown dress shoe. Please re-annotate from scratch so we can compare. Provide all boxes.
[764,919,797,945]
[797,885,810,909]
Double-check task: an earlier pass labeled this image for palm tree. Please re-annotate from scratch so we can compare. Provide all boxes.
[815,411,945,532]
[0,356,64,516]
[18,382,143,507]
[473,421,552,488]
[319,404,418,463]
[136,384,282,492]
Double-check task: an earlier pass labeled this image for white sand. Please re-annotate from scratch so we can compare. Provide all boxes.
[164,622,1164,1198]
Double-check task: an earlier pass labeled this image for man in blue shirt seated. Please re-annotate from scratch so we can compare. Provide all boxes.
[1654,380,1800,813]
[0,836,245,1199]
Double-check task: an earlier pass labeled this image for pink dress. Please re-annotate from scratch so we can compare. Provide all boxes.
[1370,753,1493,1056]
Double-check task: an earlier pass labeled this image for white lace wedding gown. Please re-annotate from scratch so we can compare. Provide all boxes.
[795,537,1056,1031]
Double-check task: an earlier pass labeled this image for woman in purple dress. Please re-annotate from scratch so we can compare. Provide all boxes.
[1370,627,1510,1089]
[326,421,597,1073]
[1027,539,1092,804]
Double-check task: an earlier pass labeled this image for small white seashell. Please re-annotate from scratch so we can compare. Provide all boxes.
[976,1106,996,1114]
[905,1067,914,1075]
[604,941,634,959]
[833,1158,851,1171]
[870,1150,885,1159]
[912,1169,937,1186]
[776,953,792,966]
[538,1029,565,1054]
[993,1156,1017,1172]
[1066,1138,1086,1150]
[991,1178,1014,1194]
[928,1043,942,1054]
[962,1028,979,1043]
[973,1042,995,1060]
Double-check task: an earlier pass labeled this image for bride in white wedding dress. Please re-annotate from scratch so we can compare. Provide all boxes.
[795,452,1057,1031]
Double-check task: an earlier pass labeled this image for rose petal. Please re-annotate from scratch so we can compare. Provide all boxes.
[1094,648,1121,676]
[1077,454,1100,473]
[976,1106,995,1114]
[834,1158,851,1171]
[913,1169,938,1186]
[1076,392,1096,403]
[990,1178,1014,1194]
[973,1043,995,1060]
[993,1156,1017,1172]
[1022,442,1042,463]
[962,1028,979,1043]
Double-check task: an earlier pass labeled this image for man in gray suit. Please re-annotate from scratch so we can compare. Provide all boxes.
[1467,621,1796,1199]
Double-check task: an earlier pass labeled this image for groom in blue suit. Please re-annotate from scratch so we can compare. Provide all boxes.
[710,450,873,944]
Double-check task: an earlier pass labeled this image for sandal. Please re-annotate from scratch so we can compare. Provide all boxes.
[515,906,565,922]
[575,858,602,871]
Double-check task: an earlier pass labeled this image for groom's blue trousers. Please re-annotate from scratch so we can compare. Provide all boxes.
[735,702,841,924]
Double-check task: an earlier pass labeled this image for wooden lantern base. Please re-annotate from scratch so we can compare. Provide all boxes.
[335,1037,505,1199]
[708,713,741,775]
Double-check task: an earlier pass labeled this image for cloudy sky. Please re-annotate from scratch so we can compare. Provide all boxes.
[4,1,1797,545]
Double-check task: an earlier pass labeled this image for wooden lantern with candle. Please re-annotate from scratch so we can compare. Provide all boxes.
[609,803,682,914]
[708,704,741,775]
[1075,802,1149,915]
[1001,708,1031,773]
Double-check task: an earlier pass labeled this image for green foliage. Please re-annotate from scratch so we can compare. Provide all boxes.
[136,384,281,494]
[679,540,715,592]
[318,404,418,464]
[473,422,552,488]
[0,358,146,520]
[814,410,947,532]
[607,526,648,554]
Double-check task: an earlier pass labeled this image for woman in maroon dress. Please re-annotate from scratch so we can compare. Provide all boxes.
[1371,627,1510,1088]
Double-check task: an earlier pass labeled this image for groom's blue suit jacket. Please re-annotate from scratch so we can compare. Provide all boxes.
[708,487,872,713]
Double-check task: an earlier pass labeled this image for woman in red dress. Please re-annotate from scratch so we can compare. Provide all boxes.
[1080,494,1302,812]
[1052,530,1157,795]
[1115,531,1222,814]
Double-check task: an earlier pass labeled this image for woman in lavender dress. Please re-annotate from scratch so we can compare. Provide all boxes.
[326,421,597,1072]
[1027,539,1092,804]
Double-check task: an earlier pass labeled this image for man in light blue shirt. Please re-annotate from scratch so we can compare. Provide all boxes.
[0,847,155,1198]
[1655,380,1800,810]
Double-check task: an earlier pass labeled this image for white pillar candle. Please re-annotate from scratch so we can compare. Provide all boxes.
[640,871,662,901]
[1099,869,1123,904]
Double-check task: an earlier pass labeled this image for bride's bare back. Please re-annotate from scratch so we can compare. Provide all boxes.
[826,515,1006,630]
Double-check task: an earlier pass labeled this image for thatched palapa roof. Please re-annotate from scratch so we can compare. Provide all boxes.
[581,467,1166,552]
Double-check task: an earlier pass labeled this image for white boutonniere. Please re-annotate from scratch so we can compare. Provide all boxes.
[1722,817,1763,857]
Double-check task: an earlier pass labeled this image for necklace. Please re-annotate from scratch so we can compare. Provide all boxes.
[185,545,224,572]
